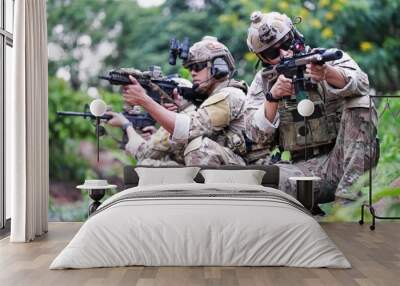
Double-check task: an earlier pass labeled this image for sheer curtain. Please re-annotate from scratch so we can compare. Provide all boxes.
[6,0,49,242]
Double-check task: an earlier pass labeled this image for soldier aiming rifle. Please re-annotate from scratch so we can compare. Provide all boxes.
[244,11,379,206]
[99,65,205,108]
[120,36,248,166]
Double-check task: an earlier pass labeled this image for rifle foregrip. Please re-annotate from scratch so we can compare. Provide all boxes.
[99,75,131,85]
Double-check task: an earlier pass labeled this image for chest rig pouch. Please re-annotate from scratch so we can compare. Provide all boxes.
[278,94,339,154]
[201,80,248,157]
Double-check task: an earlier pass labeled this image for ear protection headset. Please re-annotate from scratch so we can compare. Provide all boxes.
[210,57,231,79]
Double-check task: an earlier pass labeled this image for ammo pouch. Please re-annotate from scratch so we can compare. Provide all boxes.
[222,130,247,156]
[278,100,338,154]
[243,133,276,164]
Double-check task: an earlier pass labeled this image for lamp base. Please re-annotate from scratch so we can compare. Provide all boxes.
[88,189,106,215]
[289,176,321,214]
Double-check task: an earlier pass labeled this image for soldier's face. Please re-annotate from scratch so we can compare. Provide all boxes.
[260,47,293,65]
[190,63,209,87]
[268,48,293,64]
[259,36,293,65]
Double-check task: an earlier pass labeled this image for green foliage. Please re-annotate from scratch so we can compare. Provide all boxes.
[324,92,400,221]
[377,92,400,163]
[47,0,400,92]
[49,76,126,181]
[326,162,400,222]
[48,194,89,222]
[49,77,92,181]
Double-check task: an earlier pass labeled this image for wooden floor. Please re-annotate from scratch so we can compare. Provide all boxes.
[0,222,399,286]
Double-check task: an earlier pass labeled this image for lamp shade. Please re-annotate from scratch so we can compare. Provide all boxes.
[89,99,107,117]
[297,99,315,117]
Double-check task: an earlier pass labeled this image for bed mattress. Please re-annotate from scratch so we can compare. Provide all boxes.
[50,183,350,269]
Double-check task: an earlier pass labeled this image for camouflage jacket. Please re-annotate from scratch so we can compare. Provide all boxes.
[172,79,247,155]
[125,104,196,164]
[244,49,373,147]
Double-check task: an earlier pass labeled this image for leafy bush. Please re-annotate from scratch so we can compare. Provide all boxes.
[49,76,125,181]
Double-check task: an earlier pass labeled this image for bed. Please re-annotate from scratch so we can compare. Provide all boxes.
[50,166,350,269]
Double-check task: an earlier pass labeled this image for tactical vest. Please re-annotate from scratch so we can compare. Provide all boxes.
[228,80,248,94]
[278,88,343,159]
[204,79,249,156]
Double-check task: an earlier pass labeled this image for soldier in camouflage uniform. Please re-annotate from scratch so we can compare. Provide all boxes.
[106,78,195,166]
[245,11,379,202]
[122,36,248,166]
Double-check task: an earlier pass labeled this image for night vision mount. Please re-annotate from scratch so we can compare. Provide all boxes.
[169,37,190,65]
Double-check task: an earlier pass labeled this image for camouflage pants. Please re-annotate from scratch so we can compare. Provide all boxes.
[138,158,182,166]
[277,107,379,202]
[135,134,186,167]
[184,136,246,167]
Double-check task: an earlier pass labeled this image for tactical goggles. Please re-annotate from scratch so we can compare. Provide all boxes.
[187,61,208,72]
[258,36,292,61]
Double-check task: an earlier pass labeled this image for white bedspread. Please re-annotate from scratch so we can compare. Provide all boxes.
[50,183,350,269]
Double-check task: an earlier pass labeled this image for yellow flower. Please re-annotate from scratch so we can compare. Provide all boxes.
[218,14,238,27]
[325,11,335,21]
[360,41,373,52]
[319,0,330,8]
[322,27,334,39]
[311,19,322,29]
[332,3,343,11]
[278,1,289,11]
[218,15,230,23]
[299,8,310,19]
[244,52,257,62]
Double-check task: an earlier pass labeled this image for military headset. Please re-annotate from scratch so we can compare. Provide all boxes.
[191,57,234,92]
[210,57,232,79]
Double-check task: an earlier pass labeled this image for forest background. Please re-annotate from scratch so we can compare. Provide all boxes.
[47,0,400,221]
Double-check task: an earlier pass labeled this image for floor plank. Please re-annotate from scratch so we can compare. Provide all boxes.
[0,222,399,286]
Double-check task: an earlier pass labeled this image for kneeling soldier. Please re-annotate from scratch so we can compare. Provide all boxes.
[122,36,248,166]
[244,11,379,203]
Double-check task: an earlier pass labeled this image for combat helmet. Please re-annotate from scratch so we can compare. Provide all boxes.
[183,36,235,73]
[247,11,294,58]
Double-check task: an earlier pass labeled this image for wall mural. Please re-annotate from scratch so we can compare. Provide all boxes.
[47,0,400,222]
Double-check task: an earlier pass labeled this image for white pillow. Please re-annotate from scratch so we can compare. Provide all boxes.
[136,167,200,186]
[200,169,266,185]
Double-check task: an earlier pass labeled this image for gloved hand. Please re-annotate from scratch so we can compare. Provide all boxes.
[104,111,129,128]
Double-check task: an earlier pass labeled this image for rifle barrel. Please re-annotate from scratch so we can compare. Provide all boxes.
[319,50,343,63]
[57,111,112,120]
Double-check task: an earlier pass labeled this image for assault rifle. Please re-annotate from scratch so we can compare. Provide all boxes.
[261,48,343,102]
[99,66,206,107]
[57,105,156,149]
[56,111,155,129]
